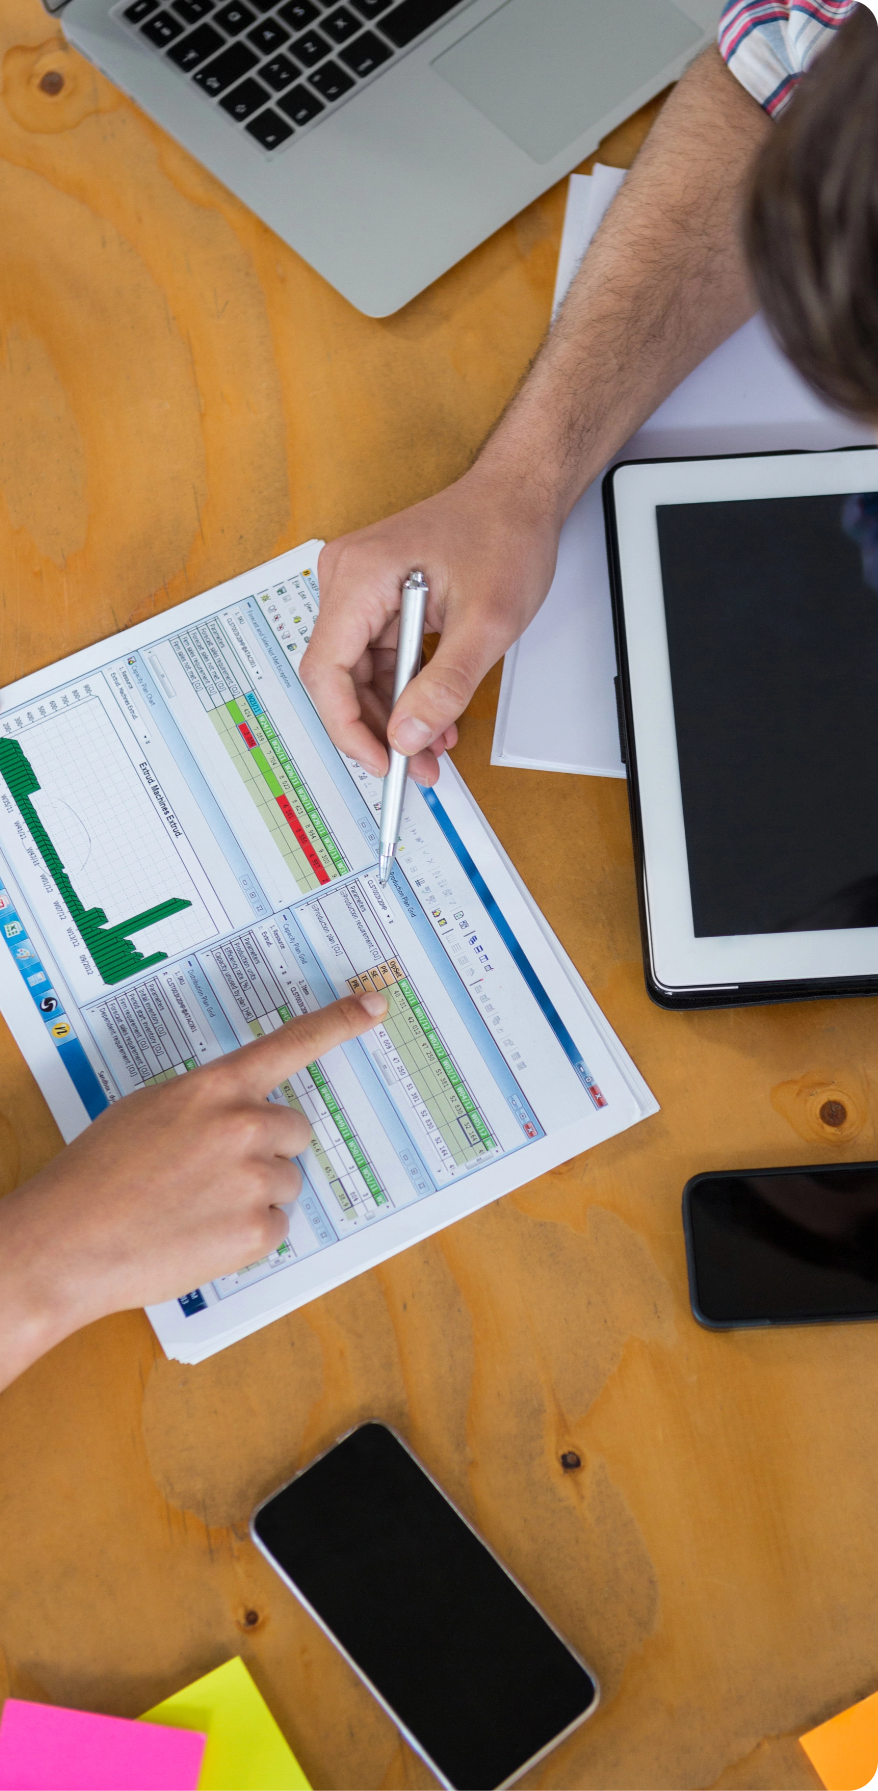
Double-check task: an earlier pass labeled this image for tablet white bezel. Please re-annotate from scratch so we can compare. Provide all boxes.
[613,447,878,992]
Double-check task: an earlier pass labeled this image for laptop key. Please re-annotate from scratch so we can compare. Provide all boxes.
[338,27,391,74]
[277,81,324,123]
[308,58,354,98]
[171,0,214,22]
[290,26,331,64]
[123,0,160,20]
[322,5,359,41]
[381,0,460,47]
[261,51,301,87]
[349,0,393,17]
[193,40,258,90]
[214,1,256,30]
[277,0,319,26]
[247,16,289,51]
[168,20,224,64]
[246,106,295,147]
[220,73,271,115]
[141,9,186,44]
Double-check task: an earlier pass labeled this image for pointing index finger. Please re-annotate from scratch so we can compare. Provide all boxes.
[231,993,388,1098]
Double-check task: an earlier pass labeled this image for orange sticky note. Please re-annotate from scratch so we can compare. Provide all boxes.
[801,1688,878,1790]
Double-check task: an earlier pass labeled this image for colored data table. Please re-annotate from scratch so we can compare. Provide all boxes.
[0,11,869,1788]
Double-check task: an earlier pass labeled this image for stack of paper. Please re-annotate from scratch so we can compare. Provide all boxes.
[0,1659,309,1791]
[0,1699,205,1791]
[491,164,874,778]
[141,1657,310,1791]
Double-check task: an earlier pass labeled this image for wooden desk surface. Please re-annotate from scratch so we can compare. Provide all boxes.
[1,6,875,1785]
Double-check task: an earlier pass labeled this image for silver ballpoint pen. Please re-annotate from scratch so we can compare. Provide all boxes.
[378,571,429,885]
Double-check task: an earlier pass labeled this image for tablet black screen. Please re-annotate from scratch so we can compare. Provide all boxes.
[656,490,878,938]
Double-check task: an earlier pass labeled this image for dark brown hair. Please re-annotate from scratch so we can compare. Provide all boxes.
[746,4,878,418]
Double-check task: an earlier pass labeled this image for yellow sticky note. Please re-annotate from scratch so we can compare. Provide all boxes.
[140,1657,310,1791]
[801,1687,878,1790]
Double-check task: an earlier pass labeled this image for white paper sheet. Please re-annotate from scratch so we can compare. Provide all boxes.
[492,164,874,778]
[0,545,656,1364]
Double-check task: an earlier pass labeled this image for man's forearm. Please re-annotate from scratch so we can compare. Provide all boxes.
[477,46,772,528]
[300,45,774,771]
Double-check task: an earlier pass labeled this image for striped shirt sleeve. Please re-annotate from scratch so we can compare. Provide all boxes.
[718,0,858,116]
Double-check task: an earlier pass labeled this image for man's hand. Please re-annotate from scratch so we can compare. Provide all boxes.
[301,49,769,782]
[301,466,561,787]
[0,990,387,1392]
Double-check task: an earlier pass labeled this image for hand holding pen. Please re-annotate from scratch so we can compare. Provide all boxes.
[299,470,555,787]
[378,571,430,885]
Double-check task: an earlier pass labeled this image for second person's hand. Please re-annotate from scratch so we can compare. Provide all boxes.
[300,463,562,786]
[301,47,770,790]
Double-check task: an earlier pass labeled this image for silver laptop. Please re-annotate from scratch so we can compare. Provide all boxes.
[53,0,723,315]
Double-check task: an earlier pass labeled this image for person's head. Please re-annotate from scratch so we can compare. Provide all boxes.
[746,3,878,420]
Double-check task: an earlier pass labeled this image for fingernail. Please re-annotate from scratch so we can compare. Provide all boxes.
[391,716,432,755]
[359,991,388,1018]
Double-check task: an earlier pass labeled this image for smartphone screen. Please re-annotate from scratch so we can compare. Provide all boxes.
[251,1422,598,1790]
[684,1162,878,1327]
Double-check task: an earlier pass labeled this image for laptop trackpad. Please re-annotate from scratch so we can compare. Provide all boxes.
[431,0,702,165]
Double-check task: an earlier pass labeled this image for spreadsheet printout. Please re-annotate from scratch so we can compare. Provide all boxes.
[0,545,656,1362]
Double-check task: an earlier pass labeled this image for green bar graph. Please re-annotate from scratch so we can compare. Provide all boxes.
[0,737,192,986]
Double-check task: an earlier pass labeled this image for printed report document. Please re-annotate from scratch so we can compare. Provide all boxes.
[0,545,656,1362]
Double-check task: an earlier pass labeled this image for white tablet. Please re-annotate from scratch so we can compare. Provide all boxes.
[604,446,878,1008]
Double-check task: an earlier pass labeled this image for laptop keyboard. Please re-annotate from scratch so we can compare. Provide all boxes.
[112,0,468,153]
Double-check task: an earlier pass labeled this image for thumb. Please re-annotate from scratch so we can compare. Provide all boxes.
[387,619,497,757]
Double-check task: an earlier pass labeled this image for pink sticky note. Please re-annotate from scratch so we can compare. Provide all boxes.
[0,1698,205,1791]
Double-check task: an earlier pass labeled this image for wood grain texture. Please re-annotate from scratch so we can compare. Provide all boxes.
[0,5,869,1785]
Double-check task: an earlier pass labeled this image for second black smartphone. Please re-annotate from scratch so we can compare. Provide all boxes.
[684,1161,878,1329]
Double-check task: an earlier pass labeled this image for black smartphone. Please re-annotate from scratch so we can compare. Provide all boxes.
[250,1421,598,1790]
[683,1161,878,1328]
